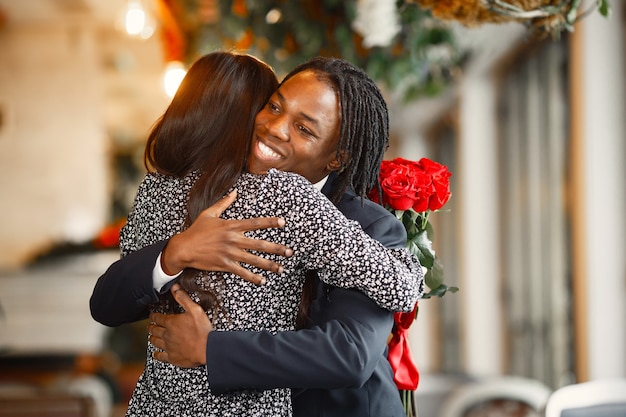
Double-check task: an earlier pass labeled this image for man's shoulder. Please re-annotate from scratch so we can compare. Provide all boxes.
[335,191,406,248]
[336,192,394,222]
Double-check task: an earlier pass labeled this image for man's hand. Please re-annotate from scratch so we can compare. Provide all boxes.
[149,284,211,368]
[162,190,293,285]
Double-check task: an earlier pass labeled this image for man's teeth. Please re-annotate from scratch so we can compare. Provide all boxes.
[258,141,281,158]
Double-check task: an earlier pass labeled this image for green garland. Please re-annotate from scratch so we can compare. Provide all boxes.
[181,0,463,101]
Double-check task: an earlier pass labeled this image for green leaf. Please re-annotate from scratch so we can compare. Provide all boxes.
[422,283,459,299]
[401,211,420,237]
[407,240,432,268]
[424,217,435,240]
[421,256,458,298]
[415,229,435,257]
[598,0,611,17]
[409,230,435,268]
[424,257,443,290]
[423,284,448,298]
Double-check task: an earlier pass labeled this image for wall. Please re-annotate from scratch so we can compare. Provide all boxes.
[0,18,168,270]
[578,4,626,380]
[0,22,107,268]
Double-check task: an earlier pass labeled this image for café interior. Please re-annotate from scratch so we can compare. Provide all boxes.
[0,1,624,416]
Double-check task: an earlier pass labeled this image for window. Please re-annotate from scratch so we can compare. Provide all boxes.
[496,37,574,388]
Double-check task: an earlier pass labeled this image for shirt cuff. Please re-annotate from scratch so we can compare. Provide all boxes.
[153,252,183,292]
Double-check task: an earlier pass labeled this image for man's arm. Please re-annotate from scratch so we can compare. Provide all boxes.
[205,207,405,393]
[149,207,412,392]
[90,192,292,327]
[209,287,393,392]
[90,241,167,327]
[149,283,392,391]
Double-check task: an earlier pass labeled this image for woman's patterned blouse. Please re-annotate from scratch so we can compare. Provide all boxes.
[122,169,422,417]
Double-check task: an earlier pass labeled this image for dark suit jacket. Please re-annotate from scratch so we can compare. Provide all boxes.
[89,176,407,417]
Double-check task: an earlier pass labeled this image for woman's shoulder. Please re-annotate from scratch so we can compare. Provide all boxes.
[130,171,199,207]
[143,170,200,184]
[260,169,333,214]
[264,168,313,190]
[139,170,199,191]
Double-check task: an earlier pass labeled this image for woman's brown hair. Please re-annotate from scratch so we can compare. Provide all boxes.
[144,51,278,313]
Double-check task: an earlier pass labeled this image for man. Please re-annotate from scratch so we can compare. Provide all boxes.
[91,57,423,416]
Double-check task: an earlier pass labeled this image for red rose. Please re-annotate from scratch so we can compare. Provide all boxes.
[373,157,451,214]
[380,162,419,210]
[417,158,451,211]
[381,179,416,210]
[410,171,432,213]
[429,176,451,211]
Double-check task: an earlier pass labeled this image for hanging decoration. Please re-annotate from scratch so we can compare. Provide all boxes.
[414,0,611,37]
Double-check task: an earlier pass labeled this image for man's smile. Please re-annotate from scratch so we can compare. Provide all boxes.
[254,138,283,161]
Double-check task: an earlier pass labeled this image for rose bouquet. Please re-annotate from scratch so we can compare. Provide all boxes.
[370,157,456,298]
[369,157,457,416]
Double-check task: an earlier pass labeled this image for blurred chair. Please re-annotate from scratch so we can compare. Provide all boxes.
[544,378,626,417]
[438,376,552,417]
[0,375,110,417]
[414,373,477,417]
[0,389,96,417]
[66,375,114,417]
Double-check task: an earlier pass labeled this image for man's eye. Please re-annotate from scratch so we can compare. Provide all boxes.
[298,125,313,136]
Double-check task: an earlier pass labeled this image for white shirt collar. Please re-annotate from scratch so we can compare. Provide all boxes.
[313,175,328,192]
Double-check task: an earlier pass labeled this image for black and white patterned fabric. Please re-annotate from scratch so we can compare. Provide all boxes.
[121,169,421,417]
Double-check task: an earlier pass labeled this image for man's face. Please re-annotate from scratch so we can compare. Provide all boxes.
[247,70,342,184]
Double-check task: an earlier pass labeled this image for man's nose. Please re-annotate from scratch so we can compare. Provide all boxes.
[265,115,290,142]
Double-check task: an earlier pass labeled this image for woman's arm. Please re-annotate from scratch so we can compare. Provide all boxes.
[274,170,424,312]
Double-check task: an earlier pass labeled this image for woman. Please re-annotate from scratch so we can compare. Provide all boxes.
[121,52,421,416]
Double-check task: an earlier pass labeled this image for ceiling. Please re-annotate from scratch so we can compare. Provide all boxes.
[0,0,127,26]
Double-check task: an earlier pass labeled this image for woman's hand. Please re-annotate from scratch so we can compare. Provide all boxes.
[161,190,293,285]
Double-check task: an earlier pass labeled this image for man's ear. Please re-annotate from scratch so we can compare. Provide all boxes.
[326,151,348,172]
[326,158,342,172]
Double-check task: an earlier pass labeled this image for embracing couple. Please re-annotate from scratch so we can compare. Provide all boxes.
[90,51,424,417]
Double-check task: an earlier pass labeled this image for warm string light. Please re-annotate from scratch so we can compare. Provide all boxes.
[121,0,155,39]
[163,61,186,97]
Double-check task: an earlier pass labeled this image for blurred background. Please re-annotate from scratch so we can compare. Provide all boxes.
[0,1,623,416]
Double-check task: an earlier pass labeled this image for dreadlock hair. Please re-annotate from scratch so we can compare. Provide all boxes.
[143,51,278,314]
[281,57,390,205]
